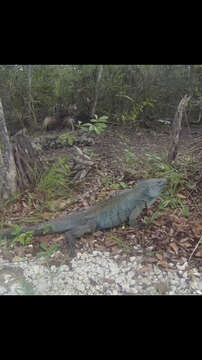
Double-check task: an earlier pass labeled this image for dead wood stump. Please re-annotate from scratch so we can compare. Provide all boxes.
[11,132,44,191]
[168,95,191,162]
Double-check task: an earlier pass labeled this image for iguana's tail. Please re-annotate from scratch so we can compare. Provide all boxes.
[1,221,63,240]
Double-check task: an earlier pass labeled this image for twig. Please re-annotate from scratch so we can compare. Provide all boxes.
[188,235,202,262]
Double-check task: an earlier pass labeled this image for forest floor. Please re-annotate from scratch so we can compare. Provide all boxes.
[1,122,202,273]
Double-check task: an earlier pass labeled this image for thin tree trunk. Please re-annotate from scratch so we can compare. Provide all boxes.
[91,65,103,118]
[26,65,38,127]
[27,65,32,116]
[168,94,191,162]
[27,65,32,95]
[0,98,17,200]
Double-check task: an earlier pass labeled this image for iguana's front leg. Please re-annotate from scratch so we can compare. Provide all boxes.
[65,220,97,256]
[128,200,146,227]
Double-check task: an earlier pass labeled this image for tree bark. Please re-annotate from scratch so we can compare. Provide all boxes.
[168,94,191,162]
[0,98,17,200]
[25,65,38,128]
[27,65,32,97]
[0,99,44,200]
[90,65,103,118]
[26,65,32,118]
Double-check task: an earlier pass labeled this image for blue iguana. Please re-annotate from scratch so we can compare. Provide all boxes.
[2,178,166,253]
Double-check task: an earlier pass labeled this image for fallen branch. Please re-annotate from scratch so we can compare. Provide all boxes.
[71,145,95,182]
[188,235,202,262]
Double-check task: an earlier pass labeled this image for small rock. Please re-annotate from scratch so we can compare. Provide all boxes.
[154,282,169,294]
[176,262,188,271]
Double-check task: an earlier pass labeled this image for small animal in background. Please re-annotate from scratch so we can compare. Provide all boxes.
[68,104,78,115]
[42,116,58,131]
[62,116,75,131]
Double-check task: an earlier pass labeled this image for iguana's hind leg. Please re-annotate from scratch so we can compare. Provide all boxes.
[129,201,146,227]
[65,221,97,257]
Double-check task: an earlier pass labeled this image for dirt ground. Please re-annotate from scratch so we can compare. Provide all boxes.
[1,123,202,271]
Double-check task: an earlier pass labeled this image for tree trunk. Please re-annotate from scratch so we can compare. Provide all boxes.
[25,65,38,128]
[27,65,32,115]
[0,99,44,200]
[168,94,191,162]
[90,65,103,118]
[0,98,17,200]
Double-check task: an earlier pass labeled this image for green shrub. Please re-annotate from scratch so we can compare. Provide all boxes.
[59,132,75,146]
[78,114,108,134]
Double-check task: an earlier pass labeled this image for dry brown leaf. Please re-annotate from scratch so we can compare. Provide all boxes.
[169,242,179,254]
[179,241,191,248]
[139,265,153,273]
[144,256,157,263]
[105,239,117,247]
[156,253,163,261]
[80,199,89,208]
[152,220,162,226]
[157,260,168,267]
[22,201,29,208]
[180,237,190,243]
[193,222,202,237]
[54,235,64,242]
[154,282,169,293]
[176,193,186,199]
[169,214,181,223]
[169,228,174,236]
[195,248,202,257]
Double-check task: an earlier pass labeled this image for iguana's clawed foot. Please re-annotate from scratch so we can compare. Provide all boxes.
[65,232,77,257]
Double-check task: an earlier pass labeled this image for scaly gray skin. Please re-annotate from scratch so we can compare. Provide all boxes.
[2,178,167,252]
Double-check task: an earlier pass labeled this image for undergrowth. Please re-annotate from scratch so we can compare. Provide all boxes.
[37,156,71,200]
[59,132,75,146]
[122,146,197,216]
[144,152,196,215]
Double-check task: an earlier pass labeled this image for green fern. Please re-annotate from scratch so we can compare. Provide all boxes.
[37,156,71,199]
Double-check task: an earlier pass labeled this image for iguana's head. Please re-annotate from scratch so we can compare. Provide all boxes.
[136,178,167,200]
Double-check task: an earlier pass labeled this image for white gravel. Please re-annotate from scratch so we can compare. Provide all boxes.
[0,248,201,295]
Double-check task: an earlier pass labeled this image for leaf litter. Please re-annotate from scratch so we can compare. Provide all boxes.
[0,126,202,272]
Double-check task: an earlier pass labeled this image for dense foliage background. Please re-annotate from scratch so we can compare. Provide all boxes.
[1,64,202,134]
